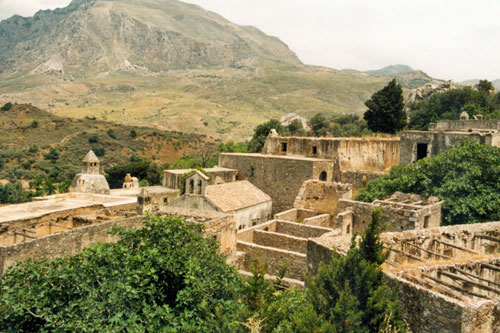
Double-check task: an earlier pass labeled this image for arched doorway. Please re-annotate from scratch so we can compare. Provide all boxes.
[319,171,327,181]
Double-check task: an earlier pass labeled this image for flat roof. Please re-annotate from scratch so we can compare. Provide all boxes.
[219,153,332,162]
[0,193,136,224]
[163,167,238,175]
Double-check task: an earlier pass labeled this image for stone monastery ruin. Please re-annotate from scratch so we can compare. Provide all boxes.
[0,115,499,332]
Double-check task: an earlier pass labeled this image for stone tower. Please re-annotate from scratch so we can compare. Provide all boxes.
[82,150,100,174]
[70,150,110,195]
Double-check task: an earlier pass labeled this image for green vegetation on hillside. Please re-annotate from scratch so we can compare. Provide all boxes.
[408,84,500,130]
[0,103,212,190]
[0,214,403,332]
[356,141,500,225]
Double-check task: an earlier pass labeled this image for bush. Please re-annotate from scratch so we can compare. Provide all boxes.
[43,148,59,162]
[0,216,243,331]
[106,129,117,139]
[88,134,99,144]
[1,102,12,111]
[130,129,137,138]
[356,141,500,225]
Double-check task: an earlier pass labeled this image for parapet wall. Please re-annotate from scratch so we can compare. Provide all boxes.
[0,216,145,274]
[262,135,400,173]
[431,119,500,131]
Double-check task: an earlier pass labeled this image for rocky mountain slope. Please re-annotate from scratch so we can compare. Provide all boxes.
[0,0,439,141]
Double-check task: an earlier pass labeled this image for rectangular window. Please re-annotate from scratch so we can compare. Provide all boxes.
[281,142,287,153]
[416,143,428,161]
[312,146,317,155]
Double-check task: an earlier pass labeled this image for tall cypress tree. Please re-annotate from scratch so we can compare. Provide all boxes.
[364,79,406,134]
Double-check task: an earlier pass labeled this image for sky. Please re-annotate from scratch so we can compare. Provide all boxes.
[0,0,499,81]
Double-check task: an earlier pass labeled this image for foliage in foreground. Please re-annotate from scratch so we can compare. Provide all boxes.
[356,141,500,225]
[0,216,243,332]
[0,213,404,332]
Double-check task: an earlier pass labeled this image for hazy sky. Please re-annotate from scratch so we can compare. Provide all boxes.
[1,0,499,81]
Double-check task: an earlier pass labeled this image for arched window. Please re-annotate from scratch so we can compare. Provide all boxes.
[319,171,327,181]
[198,180,202,194]
[189,179,194,194]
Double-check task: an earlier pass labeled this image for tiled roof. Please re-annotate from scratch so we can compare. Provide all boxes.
[206,180,271,212]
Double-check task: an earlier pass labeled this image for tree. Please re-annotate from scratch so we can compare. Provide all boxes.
[476,79,494,94]
[105,158,161,188]
[363,79,406,134]
[309,113,329,136]
[248,119,285,152]
[287,119,307,136]
[356,140,500,225]
[0,216,244,332]
[307,210,405,332]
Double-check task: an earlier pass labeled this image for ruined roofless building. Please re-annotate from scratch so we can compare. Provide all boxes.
[70,150,110,195]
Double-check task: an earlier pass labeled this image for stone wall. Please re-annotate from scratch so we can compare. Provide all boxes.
[430,119,500,131]
[237,241,307,280]
[303,214,331,227]
[0,216,145,274]
[253,230,308,253]
[274,220,332,239]
[339,170,384,195]
[262,135,400,173]
[233,201,272,230]
[336,196,442,233]
[400,130,500,166]
[274,208,317,222]
[162,168,238,189]
[293,180,352,216]
[219,153,334,214]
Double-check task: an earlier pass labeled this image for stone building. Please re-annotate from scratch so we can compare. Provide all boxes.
[400,117,500,165]
[70,150,110,194]
[219,153,334,214]
[162,167,238,190]
[335,192,443,234]
[307,222,500,332]
[169,172,272,229]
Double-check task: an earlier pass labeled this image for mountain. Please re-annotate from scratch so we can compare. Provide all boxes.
[0,0,300,76]
[342,64,414,76]
[0,1,438,141]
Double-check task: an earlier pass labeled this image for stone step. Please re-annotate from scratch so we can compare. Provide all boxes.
[238,269,304,289]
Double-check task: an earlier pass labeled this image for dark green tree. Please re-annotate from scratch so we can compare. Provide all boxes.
[309,113,329,136]
[363,79,406,134]
[476,79,494,94]
[248,119,285,152]
[307,210,404,332]
[287,119,307,136]
[105,158,161,189]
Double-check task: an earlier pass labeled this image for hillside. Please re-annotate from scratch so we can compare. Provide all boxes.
[0,0,439,141]
[0,103,214,183]
[460,79,500,91]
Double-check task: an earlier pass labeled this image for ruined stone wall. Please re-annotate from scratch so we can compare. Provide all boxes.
[432,119,500,131]
[293,180,352,216]
[303,214,331,228]
[0,216,145,274]
[339,170,383,196]
[219,153,334,214]
[237,241,307,280]
[400,131,495,166]
[274,220,332,239]
[253,230,308,253]
[162,169,238,189]
[236,220,278,243]
[336,198,442,232]
[274,208,317,222]
[262,135,400,172]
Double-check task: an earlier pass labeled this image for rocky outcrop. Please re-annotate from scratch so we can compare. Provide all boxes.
[406,80,459,103]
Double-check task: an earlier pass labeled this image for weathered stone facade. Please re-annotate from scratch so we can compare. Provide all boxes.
[306,221,500,333]
[335,192,443,233]
[219,153,334,214]
[400,118,500,165]
[262,133,400,174]
[293,180,352,216]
